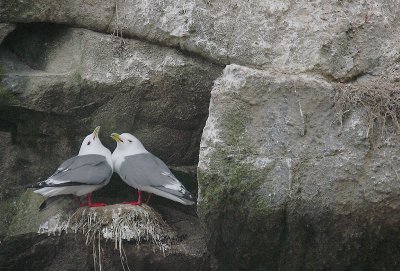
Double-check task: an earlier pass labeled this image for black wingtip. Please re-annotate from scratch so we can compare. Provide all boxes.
[23,179,47,189]
[181,191,196,205]
[23,183,39,189]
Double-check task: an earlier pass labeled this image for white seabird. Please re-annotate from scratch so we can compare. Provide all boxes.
[32,126,113,209]
[110,132,195,205]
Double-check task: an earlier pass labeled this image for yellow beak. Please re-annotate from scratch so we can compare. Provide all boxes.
[93,126,101,140]
[111,133,123,143]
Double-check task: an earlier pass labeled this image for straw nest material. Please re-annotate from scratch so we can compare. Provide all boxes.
[38,204,176,271]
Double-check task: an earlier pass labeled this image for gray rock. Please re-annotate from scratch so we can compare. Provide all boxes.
[0,23,221,186]
[198,64,400,270]
[1,201,209,271]
[0,20,211,268]
[0,23,15,44]
[2,1,400,80]
[0,24,221,240]
[2,1,400,270]
[3,182,208,270]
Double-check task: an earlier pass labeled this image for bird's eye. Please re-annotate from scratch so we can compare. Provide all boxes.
[87,141,91,145]
[128,140,132,143]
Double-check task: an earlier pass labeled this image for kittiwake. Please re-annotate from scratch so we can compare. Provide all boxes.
[31,126,113,209]
[110,132,195,205]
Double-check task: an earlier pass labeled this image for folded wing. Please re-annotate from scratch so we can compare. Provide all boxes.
[35,154,112,187]
[120,153,194,205]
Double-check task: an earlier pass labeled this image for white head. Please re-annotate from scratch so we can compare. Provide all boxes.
[110,132,148,156]
[78,126,111,157]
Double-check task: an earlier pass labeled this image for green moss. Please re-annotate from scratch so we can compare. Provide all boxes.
[199,150,271,216]
[72,70,82,83]
[210,105,255,191]
[198,101,270,214]
[0,200,17,236]
[221,105,252,154]
[7,190,44,236]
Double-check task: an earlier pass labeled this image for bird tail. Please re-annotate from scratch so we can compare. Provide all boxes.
[179,190,195,205]
[154,186,196,205]
[23,178,47,189]
[24,183,40,189]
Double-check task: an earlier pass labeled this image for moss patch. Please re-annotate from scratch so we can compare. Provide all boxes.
[6,190,44,236]
[0,200,17,236]
[198,96,287,269]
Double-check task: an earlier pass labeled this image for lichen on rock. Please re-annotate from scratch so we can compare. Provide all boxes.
[198,64,400,270]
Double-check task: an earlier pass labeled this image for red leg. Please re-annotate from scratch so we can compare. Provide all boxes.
[80,193,107,207]
[122,190,142,205]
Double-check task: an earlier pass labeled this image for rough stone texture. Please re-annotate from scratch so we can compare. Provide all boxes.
[2,1,400,270]
[2,1,400,80]
[0,23,221,231]
[198,64,400,270]
[0,25,219,271]
[0,235,210,271]
[0,23,15,44]
[7,190,77,236]
[1,189,208,270]
[0,24,221,167]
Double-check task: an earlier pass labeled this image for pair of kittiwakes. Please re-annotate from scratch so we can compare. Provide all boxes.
[29,127,195,209]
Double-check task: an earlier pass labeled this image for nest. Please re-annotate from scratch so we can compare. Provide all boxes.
[334,80,400,137]
[38,204,176,271]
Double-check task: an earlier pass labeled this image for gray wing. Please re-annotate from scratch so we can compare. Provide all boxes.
[36,154,112,187]
[119,153,173,187]
[119,153,193,201]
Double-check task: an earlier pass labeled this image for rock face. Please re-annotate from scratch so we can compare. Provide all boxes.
[1,200,209,271]
[198,64,400,270]
[2,0,400,270]
[2,1,400,80]
[0,23,221,166]
[0,23,15,44]
[0,23,221,223]
[0,21,219,270]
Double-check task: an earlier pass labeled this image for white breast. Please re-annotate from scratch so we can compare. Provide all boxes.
[112,154,126,173]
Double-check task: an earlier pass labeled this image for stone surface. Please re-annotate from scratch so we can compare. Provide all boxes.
[2,1,400,80]
[1,189,208,270]
[198,64,400,270]
[2,1,400,270]
[0,23,221,232]
[0,23,15,44]
[0,21,211,266]
[0,22,221,160]
[0,234,210,271]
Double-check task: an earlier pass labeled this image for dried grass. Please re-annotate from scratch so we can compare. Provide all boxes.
[334,80,400,137]
[38,204,176,271]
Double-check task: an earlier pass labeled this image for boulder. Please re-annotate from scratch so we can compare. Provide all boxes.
[0,24,221,259]
[2,184,207,270]
[2,0,400,270]
[1,200,209,271]
[2,1,400,79]
[198,64,400,270]
[0,23,221,198]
